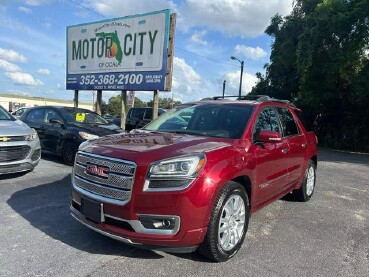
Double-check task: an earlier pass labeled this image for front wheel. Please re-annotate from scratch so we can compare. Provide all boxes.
[198,181,250,262]
[292,160,316,202]
[62,141,78,166]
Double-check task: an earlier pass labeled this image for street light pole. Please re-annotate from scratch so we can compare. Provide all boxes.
[231,56,244,98]
[222,80,226,98]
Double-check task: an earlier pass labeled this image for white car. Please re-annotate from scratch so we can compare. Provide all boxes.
[0,105,41,174]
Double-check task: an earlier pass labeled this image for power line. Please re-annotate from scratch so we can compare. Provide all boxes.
[63,0,239,68]
[176,48,239,67]
[65,0,107,19]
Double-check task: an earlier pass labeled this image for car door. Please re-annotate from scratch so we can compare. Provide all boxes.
[251,107,290,206]
[42,108,64,153]
[24,108,47,148]
[277,107,307,187]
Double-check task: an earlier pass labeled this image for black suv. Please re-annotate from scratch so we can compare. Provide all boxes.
[114,107,166,131]
[21,106,123,165]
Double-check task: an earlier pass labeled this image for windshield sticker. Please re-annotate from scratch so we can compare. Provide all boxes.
[76,113,86,122]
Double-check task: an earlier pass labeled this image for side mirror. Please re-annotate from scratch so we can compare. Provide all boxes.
[49,118,64,125]
[258,129,282,143]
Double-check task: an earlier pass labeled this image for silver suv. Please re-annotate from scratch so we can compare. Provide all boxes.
[0,105,41,174]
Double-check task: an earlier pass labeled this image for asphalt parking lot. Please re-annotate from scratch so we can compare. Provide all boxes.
[0,150,368,277]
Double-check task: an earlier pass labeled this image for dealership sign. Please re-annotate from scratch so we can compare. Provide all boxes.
[66,10,170,91]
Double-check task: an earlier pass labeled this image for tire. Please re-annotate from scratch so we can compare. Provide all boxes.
[292,160,316,202]
[198,181,250,262]
[62,141,78,166]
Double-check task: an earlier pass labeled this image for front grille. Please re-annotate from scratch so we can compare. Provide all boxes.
[73,152,136,204]
[0,136,25,142]
[0,145,31,162]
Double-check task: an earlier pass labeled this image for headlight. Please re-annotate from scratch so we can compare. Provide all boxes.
[25,129,38,141]
[148,154,206,178]
[145,154,206,191]
[79,132,99,140]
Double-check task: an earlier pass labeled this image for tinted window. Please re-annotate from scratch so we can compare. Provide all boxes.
[295,110,313,132]
[0,106,15,121]
[252,108,281,141]
[144,109,153,120]
[130,109,145,119]
[27,109,45,123]
[59,108,109,125]
[44,109,62,123]
[277,108,300,136]
[145,104,254,139]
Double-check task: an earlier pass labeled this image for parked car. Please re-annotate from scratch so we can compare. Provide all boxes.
[0,105,41,174]
[70,96,318,262]
[113,107,166,131]
[11,107,30,119]
[20,106,124,165]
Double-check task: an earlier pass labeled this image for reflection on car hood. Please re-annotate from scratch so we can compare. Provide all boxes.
[79,130,232,163]
[0,120,33,136]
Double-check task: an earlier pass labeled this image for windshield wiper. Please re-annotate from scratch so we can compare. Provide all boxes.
[166,130,202,135]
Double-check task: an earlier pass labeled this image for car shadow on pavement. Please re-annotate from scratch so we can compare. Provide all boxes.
[6,175,207,262]
[318,149,369,165]
[0,171,30,180]
[40,152,65,164]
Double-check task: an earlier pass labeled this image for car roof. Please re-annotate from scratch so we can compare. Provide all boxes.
[186,95,296,109]
[26,106,93,112]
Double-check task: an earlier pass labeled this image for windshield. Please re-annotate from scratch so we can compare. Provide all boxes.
[144,104,254,139]
[60,108,109,125]
[0,106,16,121]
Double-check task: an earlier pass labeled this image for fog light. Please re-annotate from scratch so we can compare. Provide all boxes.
[162,219,171,228]
[139,215,178,230]
[31,149,41,161]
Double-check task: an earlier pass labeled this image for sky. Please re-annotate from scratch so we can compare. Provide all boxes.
[0,0,294,104]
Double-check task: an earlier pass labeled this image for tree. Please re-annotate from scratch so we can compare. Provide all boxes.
[147,97,182,109]
[252,0,369,151]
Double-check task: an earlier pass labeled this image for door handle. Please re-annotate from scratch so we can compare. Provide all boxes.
[282,148,289,154]
[301,143,306,148]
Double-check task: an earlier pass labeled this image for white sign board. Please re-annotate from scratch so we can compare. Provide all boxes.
[66,10,170,91]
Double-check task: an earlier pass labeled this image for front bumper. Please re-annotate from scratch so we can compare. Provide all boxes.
[70,175,213,251]
[0,139,41,175]
[70,209,199,253]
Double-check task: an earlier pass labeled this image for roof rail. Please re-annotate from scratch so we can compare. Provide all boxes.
[204,95,295,107]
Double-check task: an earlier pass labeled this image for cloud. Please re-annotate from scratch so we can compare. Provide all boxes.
[43,22,52,29]
[190,30,208,45]
[172,57,202,97]
[25,0,52,6]
[83,0,177,17]
[225,70,258,94]
[234,45,267,60]
[0,59,22,72]
[37,68,50,75]
[180,0,293,37]
[19,6,33,14]
[5,72,43,86]
[0,48,27,63]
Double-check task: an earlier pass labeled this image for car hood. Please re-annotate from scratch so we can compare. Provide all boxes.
[70,123,124,136]
[79,130,233,164]
[0,120,33,136]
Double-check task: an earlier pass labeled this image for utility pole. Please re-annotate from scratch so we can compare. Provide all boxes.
[222,80,226,98]
[231,56,244,98]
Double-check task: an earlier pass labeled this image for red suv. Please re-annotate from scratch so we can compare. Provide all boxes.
[70,96,318,262]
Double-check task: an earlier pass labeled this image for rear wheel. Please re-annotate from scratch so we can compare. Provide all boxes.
[198,181,250,262]
[292,160,316,202]
[62,141,77,166]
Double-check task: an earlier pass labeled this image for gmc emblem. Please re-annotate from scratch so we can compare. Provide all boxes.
[85,163,109,178]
